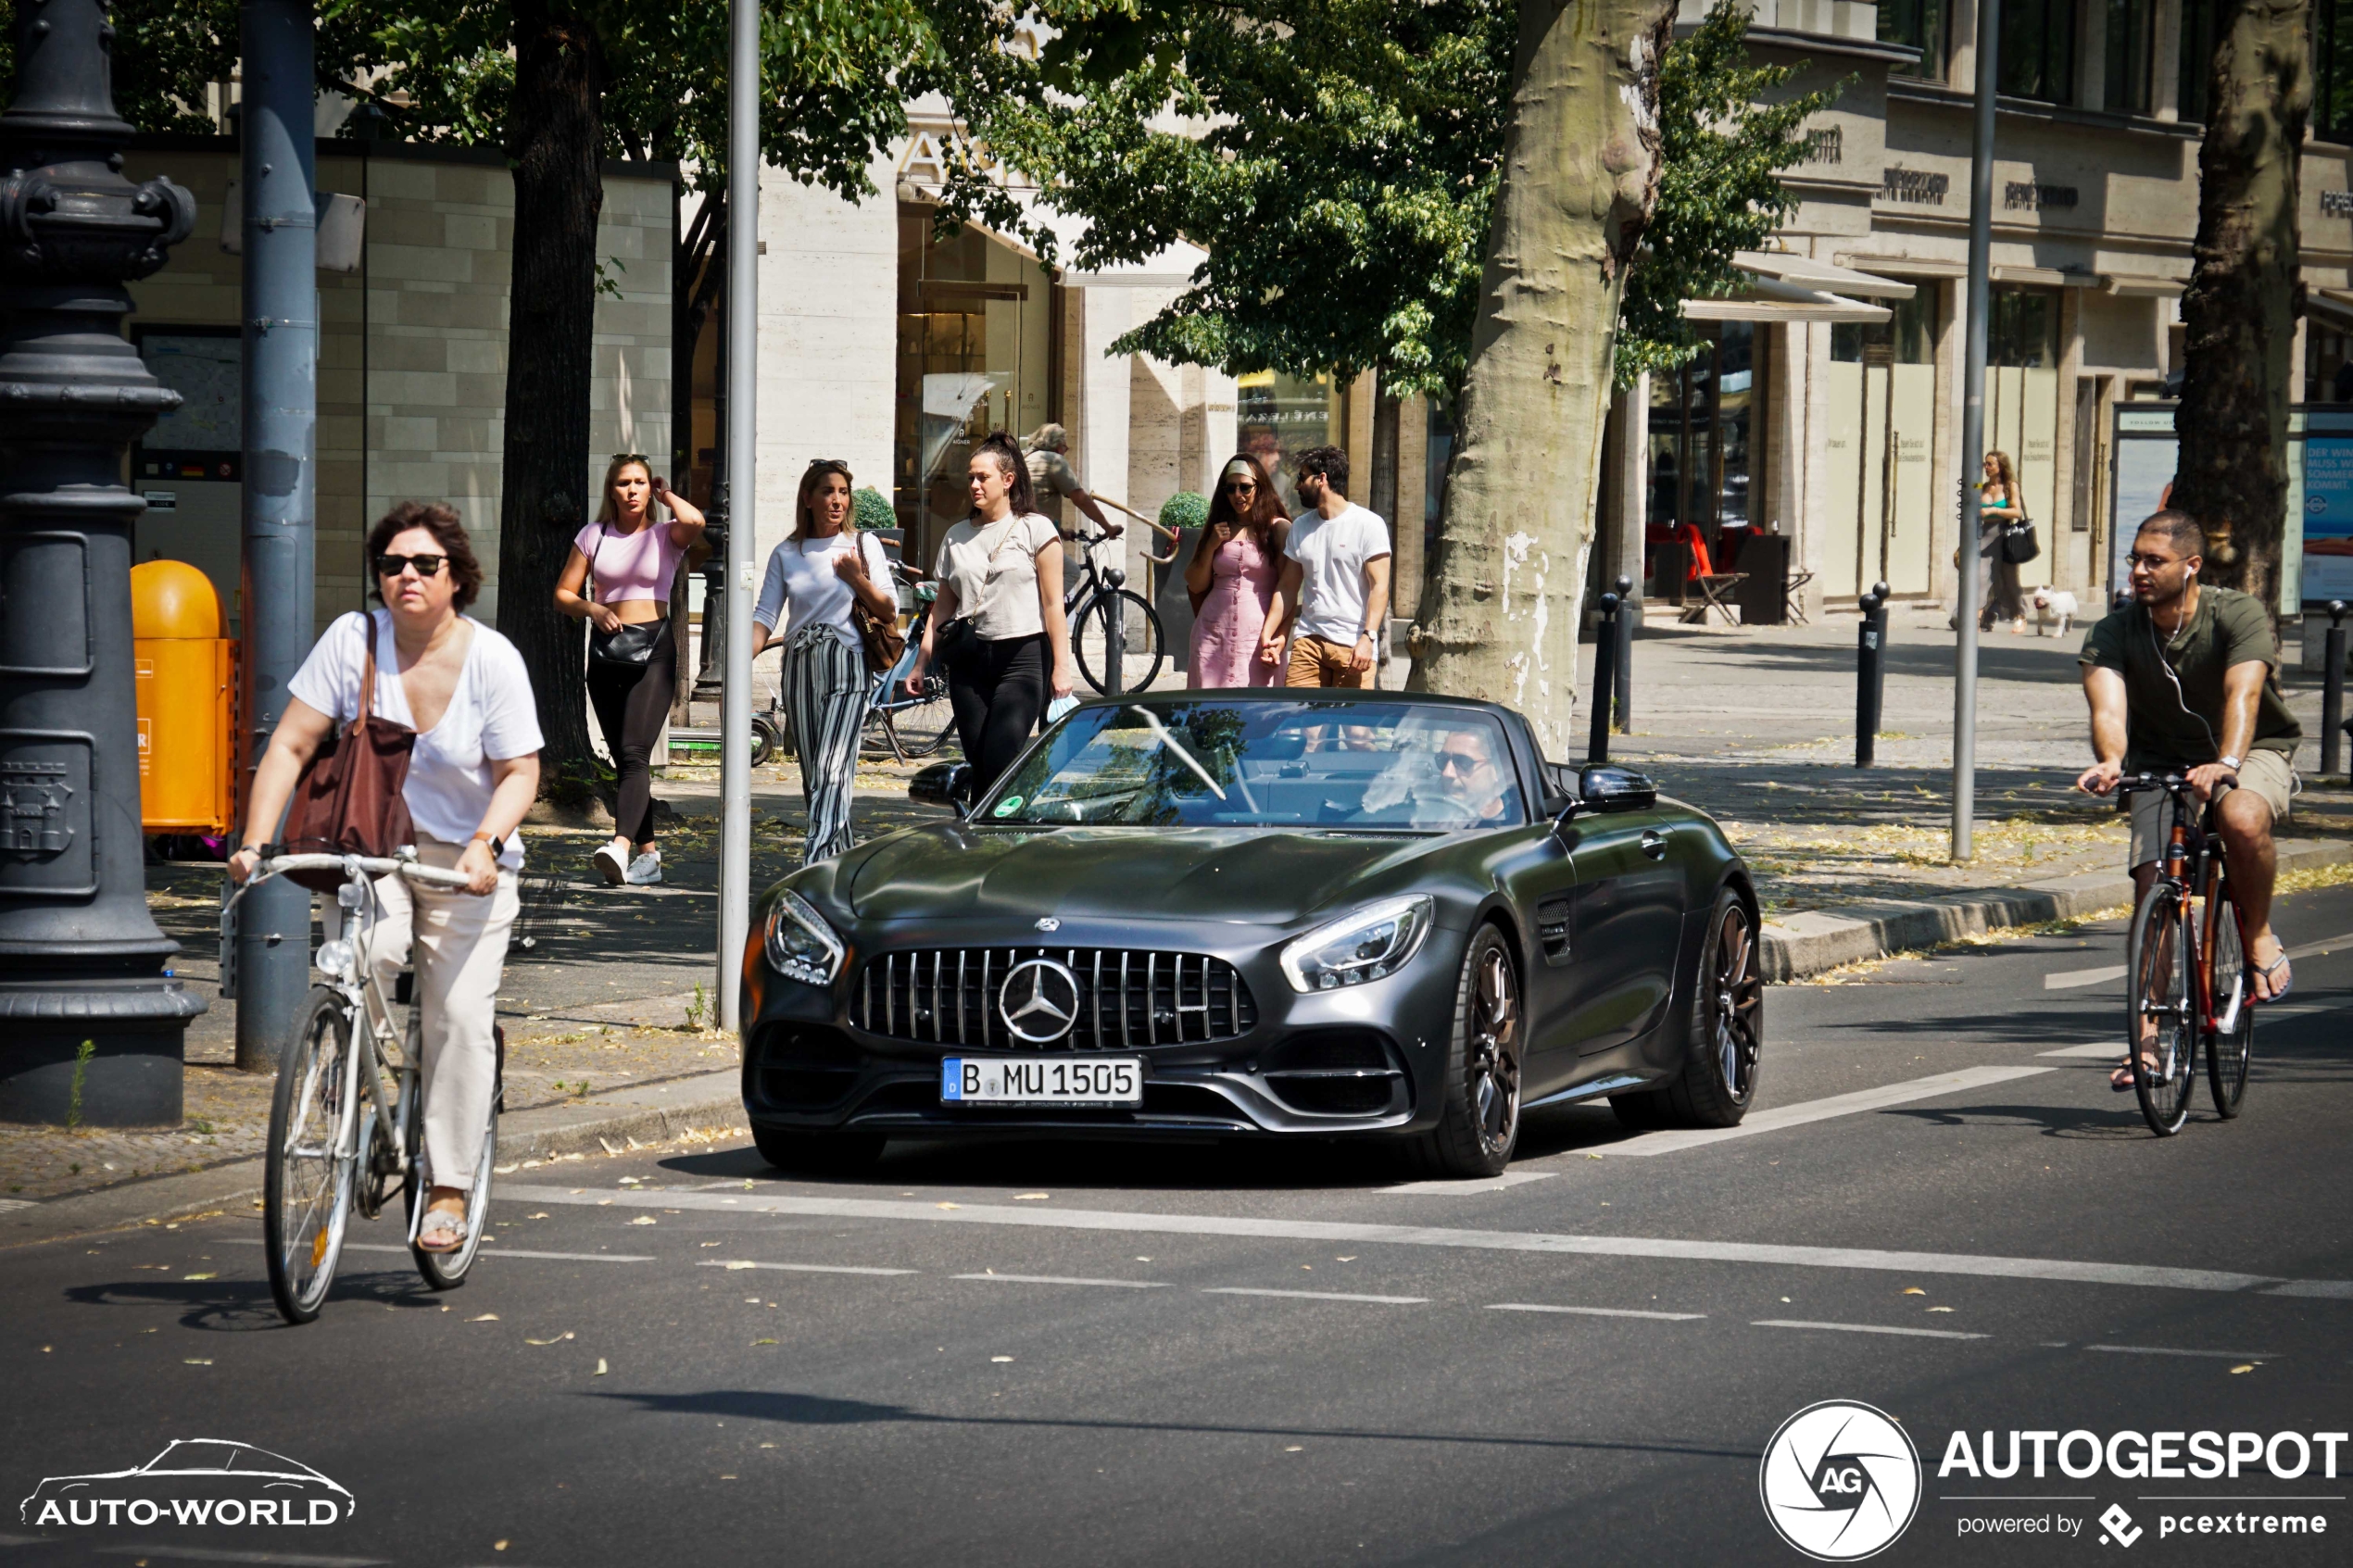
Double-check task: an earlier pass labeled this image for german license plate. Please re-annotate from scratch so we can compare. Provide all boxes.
[941,1056,1143,1105]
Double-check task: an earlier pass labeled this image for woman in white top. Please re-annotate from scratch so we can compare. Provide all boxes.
[905,431,1076,794]
[229,502,543,1253]
[750,459,899,863]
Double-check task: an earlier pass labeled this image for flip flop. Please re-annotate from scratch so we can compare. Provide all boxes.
[417,1207,468,1253]
[2110,1053,2158,1092]
[2252,953,2292,1003]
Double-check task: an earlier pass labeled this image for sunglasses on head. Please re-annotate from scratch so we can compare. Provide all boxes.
[374,553,447,579]
[610,452,649,464]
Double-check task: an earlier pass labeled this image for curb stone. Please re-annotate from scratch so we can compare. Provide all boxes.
[1757,836,2352,982]
[0,1069,742,1250]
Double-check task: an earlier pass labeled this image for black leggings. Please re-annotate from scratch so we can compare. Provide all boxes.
[948,633,1046,795]
[586,624,676,846]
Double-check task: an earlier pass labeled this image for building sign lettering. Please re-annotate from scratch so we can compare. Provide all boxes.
[1881,168,1948,205]
[2003,182,2079,211]
[2322,190,2353,217]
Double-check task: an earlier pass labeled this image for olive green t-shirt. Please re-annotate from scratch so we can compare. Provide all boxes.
[2077,586,2301,772]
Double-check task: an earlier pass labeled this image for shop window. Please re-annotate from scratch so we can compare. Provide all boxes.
[2179,0,2221,125]
[1832,290,1937,366]
[2307,326,2353,403]
[2000,0,2076,105]
[1237,370,1337,515]
[2105,0,2157,115]
[1647,322,1755,537]
[2316,0,2353,144]
[1989,286,2062,369]
[1880,0,1948,79]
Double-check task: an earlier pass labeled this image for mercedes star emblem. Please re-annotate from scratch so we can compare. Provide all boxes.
[1000,958,1081,1044]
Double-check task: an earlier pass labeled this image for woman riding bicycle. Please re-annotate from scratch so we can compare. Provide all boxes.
[230,502,542,1251]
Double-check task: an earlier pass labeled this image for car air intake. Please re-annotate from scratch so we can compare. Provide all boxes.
[851,948,1257,1050]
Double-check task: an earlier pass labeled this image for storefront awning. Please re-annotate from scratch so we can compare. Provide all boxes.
[1991,264,2102,287]
[1833,253,1968,280]
[1682,272,1892,324]
[1732,251,1917,299]
[2308,288,2353,332]
[2103,272,2186,297]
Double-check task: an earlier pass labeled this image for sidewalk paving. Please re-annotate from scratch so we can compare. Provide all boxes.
[5,610,2346,1213]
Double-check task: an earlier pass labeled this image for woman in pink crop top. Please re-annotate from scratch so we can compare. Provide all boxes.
[554,454,706,884]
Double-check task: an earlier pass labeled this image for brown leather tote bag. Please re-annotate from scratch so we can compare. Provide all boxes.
[279,616,417,891]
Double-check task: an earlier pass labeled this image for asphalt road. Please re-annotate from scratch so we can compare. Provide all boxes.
[7,884,2352,1568]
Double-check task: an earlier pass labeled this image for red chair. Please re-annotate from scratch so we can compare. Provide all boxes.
[1677,524,1745,625]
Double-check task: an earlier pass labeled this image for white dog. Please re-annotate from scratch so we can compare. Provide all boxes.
[2030,587,2078,637]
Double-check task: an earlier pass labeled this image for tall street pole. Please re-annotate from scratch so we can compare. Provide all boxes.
[234,0,320,1069]
[0,0,206,1123]
[717,0,759,1029]
[1950,0,2000,864]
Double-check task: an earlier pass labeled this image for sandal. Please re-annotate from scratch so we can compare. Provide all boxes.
[2110,1052,2158,1092]
[2252,953,2292,1004]
[417,1205,469,1253]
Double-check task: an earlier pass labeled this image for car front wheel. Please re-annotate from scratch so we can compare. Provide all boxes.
[1408,924,1523,1178]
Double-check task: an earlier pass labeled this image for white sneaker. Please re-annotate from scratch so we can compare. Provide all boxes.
[592,841,627,884]
[624,848,662,885]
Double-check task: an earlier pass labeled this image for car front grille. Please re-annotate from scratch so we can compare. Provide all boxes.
[850,947,1257,1050]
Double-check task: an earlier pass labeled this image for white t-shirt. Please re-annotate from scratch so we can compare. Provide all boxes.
[752,529,891,651]
[1285,503,1391,644]
[288,611,544,868]
[933,512,1062,642]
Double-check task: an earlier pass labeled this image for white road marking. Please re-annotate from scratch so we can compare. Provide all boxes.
[1385,1172,1556,1195]
[2044,964,2127,990]
[1753,1319,1990,1341]
[2284,929,2353,959]
[1604,1066,2057,1156]
[2084,1344,2280,1360]
[2265,1279,2353,1298]
[94,1548,389,1567]
[1486,1303,1705,1322]
[2037,1044,2124,1059]
[698,1260,915,1276]
[222,1239,652,1263]
[1204,1287,1428,1305]
[951,1273,1167,1288]
[0,1197,38,1212]
[496,1184,2311,1296]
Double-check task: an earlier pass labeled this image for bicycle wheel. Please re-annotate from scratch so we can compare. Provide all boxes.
[1073,590,1167,695]
[749,710,786,769]
[405,1053,498,1289]
[264,988,360,1324]
[863,675,956,760]
[2206,878,2253,1119]
[2126,882,2197,1136]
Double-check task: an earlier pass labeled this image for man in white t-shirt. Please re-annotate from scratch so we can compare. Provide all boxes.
[1262,445,1391,688]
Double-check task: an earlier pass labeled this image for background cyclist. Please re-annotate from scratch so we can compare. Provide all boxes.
[229,502,543,1251]
[2074,508,2302,1086]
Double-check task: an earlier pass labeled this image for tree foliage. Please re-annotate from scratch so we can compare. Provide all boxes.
[945,0,1828,397]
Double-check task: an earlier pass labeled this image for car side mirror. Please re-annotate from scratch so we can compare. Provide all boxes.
[909,760,974,817]
[1579,765,1657,813]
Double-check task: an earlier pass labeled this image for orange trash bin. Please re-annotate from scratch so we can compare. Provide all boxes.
[132,559,237,834]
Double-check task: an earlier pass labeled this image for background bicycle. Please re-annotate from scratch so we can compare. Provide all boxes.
[2120,773,2253,1137]
[1063,527,1167,695]
[751,565,957,766]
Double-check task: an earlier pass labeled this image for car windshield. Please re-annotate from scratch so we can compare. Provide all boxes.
[977,701,1527,831]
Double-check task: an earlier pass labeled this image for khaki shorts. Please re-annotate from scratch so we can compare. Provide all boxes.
[1284,633,1371,689]
[2128,749,2295,868]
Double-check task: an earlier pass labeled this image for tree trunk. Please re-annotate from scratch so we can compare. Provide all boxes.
[2175,0,2309,617]
[1407,0,1674,754]
[498,0,605,792]
[1367,379,1403,622]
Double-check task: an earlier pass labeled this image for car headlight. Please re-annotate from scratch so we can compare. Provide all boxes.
[761,889,845,986]
[1279,895,1435,993]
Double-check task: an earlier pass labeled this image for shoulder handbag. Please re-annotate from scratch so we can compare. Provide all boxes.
[846,533,907,674]
[930,516,1022,667]
[279,615,417,892]
[2001,512,2041,565]
[586,523,667,668]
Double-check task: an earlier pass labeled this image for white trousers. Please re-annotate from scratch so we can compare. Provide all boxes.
[367,835,518,1192]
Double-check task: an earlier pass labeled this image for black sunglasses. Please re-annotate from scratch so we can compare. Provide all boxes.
[1437,749,1487,775]
[374,553,447,578]
[1222,480,1258,492]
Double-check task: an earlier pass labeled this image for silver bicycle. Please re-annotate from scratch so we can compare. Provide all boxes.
[242,850,502,1323]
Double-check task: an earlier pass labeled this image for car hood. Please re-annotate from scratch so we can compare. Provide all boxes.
[844,824,1441,927]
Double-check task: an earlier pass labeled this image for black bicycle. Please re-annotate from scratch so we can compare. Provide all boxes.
[2118,773,2252,1136]
[1063,527,1167,694]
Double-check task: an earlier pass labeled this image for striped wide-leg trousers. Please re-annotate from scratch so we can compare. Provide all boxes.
[782,626,868,865]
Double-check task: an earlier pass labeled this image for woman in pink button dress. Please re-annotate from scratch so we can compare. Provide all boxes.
[1186,454,1291,687]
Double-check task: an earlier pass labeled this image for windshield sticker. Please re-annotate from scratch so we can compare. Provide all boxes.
[993,795,1025,818]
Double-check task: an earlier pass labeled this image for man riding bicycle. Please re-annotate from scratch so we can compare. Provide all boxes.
[2075,508,2302,1087]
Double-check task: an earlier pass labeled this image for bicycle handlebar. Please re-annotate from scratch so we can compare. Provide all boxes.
[249,852,474,889]
[2115,771,2237,801]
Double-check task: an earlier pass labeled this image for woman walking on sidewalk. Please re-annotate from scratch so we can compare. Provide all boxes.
[905,431,1076,795]
[751,459,899,863]
[553,454,705,884]
[1978,450,2028,635]
[230,501,542,1251]
[1186,454,1290,687]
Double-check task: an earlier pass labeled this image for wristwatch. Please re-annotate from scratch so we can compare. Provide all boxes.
[2218,754,2243,772]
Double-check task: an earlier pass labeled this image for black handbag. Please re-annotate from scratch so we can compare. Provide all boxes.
[585,523,667,668]
[2001,516,2041,566]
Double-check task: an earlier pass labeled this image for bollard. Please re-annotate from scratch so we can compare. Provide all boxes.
[1856,582,1889,768]
[1612,574,1635,732]
[2326,600,2348,779]
[1589,590,1620,766]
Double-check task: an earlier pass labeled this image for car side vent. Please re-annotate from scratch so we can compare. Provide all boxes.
[1537,897,1572,964]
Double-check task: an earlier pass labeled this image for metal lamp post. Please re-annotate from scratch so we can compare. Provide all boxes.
[0,0,207,1123]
